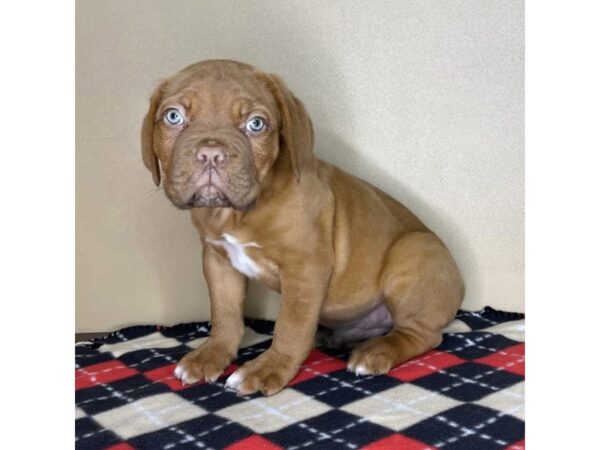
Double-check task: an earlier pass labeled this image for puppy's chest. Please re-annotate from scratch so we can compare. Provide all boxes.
[206,233,279,286]
[206,233,260,277]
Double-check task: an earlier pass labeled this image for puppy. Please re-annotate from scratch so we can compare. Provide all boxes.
[141,60,464,396]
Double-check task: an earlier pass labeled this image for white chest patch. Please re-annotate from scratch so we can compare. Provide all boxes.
[206,233,261,278]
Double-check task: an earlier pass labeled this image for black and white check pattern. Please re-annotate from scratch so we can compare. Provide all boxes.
[76,308,524,449]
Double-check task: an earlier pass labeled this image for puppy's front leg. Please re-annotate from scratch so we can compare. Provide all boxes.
[225,266,328,396]
[174,243,246,385]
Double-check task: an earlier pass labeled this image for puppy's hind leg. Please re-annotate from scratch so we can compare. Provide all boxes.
[347,232,463,375]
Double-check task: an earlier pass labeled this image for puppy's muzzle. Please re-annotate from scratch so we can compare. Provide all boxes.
[166,135,259,211]
[185,143,231,208]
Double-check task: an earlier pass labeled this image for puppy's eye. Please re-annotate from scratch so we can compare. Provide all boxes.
[164,108,185,126]
[245,116,266,133]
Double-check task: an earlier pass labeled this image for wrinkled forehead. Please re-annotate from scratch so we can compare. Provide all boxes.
[158,61,278,121]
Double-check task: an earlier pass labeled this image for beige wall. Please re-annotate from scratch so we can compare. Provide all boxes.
[76,0,524,332]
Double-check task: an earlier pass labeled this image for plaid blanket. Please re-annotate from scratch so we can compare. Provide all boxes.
[76,307,524,450]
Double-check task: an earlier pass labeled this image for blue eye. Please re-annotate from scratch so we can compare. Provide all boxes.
[164,108,185,126]
[245,117,266,133]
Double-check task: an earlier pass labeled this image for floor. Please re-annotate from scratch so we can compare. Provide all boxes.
[75,332,108,343]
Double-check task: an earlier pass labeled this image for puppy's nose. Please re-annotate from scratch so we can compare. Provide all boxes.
[196,146,226,165]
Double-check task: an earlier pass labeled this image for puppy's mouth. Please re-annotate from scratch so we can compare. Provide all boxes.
[186,184,233,209]
[181,185,257,212]
[174,179,257,212]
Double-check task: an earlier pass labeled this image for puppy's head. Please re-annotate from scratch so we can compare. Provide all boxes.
[141,60,314,210]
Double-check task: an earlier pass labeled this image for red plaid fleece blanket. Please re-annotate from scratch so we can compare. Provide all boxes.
[76,307,524,449]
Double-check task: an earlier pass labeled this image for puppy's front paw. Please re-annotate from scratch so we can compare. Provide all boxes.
[225,350,297,396]
[174,340,234,386]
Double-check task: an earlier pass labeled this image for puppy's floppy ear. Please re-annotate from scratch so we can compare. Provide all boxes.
[260,74,314,182]
[141,83,166,187]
